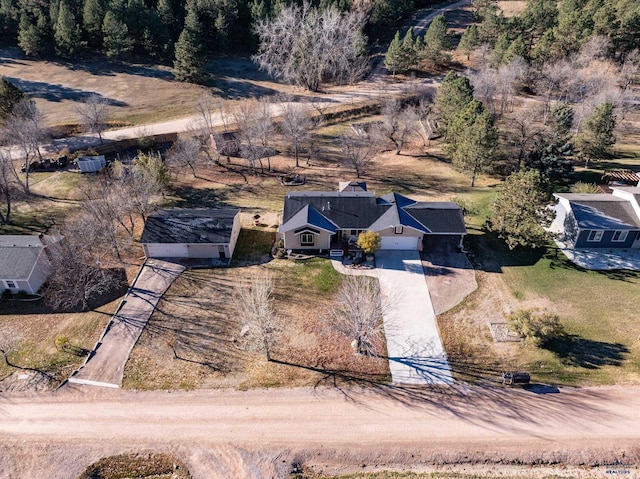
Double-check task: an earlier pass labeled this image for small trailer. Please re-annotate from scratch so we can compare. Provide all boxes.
[502,371,531,385]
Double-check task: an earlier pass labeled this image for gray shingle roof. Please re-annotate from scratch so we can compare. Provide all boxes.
[556,193,640,230]
[405,202,467,234]
[139,209,240,244]
[570,201,640,229]
[281,190,466,235]
[281,191,389,230]
[0,235,44,280]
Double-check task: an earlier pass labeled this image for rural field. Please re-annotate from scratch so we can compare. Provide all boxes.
[2,98,640,390]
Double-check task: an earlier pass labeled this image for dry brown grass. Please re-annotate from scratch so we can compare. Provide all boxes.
[123,259,390,390]
[497,0,527,18]
[0,298,119,387]
[0,47,207,127]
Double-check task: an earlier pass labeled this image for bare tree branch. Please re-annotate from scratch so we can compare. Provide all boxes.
[76,94,110,144]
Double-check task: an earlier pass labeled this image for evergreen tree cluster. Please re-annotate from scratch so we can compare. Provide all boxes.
[463,0,640,66]
[0,0,432,63]
[384,14,452,75]
[436,71,498,187]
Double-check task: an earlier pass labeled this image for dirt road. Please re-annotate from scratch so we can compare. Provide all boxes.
[1,385,639,478]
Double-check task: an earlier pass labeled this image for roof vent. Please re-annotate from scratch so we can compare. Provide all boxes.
[327,201,331,211]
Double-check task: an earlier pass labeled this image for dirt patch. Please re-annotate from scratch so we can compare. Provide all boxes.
[422,251,477,315]
[77,453,190,479]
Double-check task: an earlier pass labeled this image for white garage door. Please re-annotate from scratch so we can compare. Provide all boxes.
[380,236,418,250]
[147,243,189,257]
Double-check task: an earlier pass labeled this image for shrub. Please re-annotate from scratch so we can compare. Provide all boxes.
[507,308,564,346]
[357,231,381,254]
[451,196,478,217]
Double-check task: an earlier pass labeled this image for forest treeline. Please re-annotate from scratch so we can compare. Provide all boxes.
[463,0,640,62]
[0,0,431,61]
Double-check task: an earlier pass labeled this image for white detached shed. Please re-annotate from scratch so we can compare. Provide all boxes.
[139,208,241,260]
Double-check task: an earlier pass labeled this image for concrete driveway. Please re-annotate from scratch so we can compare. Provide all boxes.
[332,251,453,385]
[67,259,185,388]
[374,251,453,385]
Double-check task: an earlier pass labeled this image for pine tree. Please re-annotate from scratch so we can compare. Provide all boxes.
[458,24,479,60]
[424,14,451,63]
[384,30,406,76]
[17,12,50,57]
[576,102,616,162]
[401,27,417,67]
[173,3,207,83]
[446,99,498,187]
[83,0,105,47]
[490,33,510,66]
[0,77,24,122]
[435,71,474,137]
[156,0,177,40]
[102,10,133,59]
[488,169,554,249]
[504,34,528,63]
[54,1,83,57]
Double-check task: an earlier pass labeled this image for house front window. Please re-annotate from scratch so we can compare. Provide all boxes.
[300,233,314,246]
[587,230,603,242]
[5,280,16,289]
[612,230,628,242]
[394,226,404,234]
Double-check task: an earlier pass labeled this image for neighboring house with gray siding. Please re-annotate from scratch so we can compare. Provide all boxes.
[140,209,241,260]
[278,182,466,252]
[0,235,50,294]
[553,187,640,249]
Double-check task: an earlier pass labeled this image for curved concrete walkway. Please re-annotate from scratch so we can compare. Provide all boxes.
[332,251,453,385]
[67,259,185,388]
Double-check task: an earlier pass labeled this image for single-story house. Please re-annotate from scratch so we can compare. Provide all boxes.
[278,182,466,252]
[553,187,640,248]
[139,208,241,259]
[0,235,50,294]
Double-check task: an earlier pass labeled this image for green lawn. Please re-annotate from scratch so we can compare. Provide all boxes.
[502,248,640,385]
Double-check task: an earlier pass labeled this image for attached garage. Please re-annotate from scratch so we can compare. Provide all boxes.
[380,236,419,250]
[140,208,241,262]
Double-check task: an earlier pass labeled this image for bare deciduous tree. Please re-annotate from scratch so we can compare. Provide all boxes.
[413,97,438,147]
[234,99,264,173]
[279,98,312,168]
[340,126,377,179]
[235,270,279,361]
[253,1,368,91]
[166,136,204,178]
[374,99,415,155]
[1,99,48,194]
[43,228,125,311]
[76,94,110,144]
[0,150,21,224]
[329,276,389,356]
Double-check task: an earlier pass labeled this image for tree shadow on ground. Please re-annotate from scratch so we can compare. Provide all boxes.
[171,186,227,208]
[465,233,546,273]
[544,335,629,369]
[5,78,128,105]
[545,248,640,283]
[269,355,618,437]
